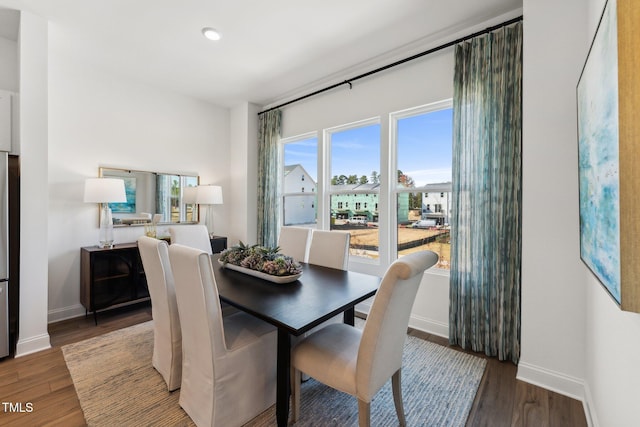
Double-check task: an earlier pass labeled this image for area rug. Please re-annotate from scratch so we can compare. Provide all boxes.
[62,321,486,426]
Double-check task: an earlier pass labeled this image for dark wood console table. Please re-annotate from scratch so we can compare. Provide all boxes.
[80,243,149,325]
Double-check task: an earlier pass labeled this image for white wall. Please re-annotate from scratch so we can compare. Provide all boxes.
[46,31,230,323]
[0,35,17,92]
[582,1,640,426]
[228,102,259,246]
[519,0,589,404]
[16,10,50,356]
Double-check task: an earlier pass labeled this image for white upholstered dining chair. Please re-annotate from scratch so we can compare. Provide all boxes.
[277,226,312,263]
[307,229,350,270]
[291,250,439,427]
[168,244,277,427]
[168,224,212,254]
[137,236,182,391]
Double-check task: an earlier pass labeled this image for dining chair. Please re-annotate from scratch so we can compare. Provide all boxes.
[277,226,312,263]
[307,229,350,270]
[168,244,277,427]
[169,224,212,254]
[291,250,439,427]
[137,236,182,391]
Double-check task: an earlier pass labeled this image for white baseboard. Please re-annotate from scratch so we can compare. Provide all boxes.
[582,380,598,427]
[48,303,86,323]
[408,314,449,338]
[517,361,586,402]
[15,333,51,357]
[356,302,449,338]
[517,362,595,426]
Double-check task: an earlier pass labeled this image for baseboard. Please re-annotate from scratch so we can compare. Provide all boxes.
[48,303,86,323]
[356,302,449,338]
[516,361,586,402]
[408,314,449,338]
[582,380,599,427]
[15,333,51,357]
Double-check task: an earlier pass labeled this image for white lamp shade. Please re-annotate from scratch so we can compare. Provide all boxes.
[196,185,223,205]
[183,186,198,204]
[84,178,127,203]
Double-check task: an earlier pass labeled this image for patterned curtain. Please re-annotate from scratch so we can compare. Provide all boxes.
[257,109,282,248]
[449,22,523,364]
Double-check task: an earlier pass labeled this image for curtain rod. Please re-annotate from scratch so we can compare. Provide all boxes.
[258,15,523,116]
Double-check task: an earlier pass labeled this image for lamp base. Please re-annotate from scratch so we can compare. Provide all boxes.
[99,204,114,249]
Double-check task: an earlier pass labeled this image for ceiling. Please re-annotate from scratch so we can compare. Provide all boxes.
[1,0,522,108]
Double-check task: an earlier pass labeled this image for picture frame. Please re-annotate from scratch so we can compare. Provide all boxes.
[577,0,640,313]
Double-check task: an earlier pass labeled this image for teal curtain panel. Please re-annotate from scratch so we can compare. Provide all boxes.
[449,22,523,364]
[257,109,282,248]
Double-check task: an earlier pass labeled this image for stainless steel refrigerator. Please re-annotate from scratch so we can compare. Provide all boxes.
[0,152,8,358]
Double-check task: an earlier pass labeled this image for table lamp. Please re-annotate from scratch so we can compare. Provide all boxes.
[84,178,127,248]
[196,185,223,237]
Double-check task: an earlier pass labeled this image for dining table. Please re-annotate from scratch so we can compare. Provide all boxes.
[211,254,381,427]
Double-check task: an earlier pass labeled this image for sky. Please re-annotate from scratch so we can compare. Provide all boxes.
[284,107,453,187]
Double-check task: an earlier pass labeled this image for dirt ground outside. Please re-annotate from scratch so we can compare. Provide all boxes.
[342,226,451,269]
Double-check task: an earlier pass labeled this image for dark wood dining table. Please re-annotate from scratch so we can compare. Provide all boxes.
[211,254,381,427]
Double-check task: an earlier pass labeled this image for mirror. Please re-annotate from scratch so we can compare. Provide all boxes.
[99,167,199,226]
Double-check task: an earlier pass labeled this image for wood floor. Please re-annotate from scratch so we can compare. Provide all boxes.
[0,304,587,427]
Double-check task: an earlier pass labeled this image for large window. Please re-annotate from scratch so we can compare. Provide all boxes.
[392,101,453,269]
[279,99,453,271]
[281,134,317,228]
[327,119,381,258]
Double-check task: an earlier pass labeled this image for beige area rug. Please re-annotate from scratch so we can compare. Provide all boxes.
[62,321,486,427]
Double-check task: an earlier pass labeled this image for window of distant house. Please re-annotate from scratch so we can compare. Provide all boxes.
[281,134,318,228]
[391,100,452,270]
[327,118,381,259]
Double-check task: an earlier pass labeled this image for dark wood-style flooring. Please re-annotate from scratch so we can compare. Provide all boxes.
[0,304,587,426]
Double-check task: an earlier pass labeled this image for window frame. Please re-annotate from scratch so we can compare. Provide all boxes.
[389,99,453,272]
[324,116,383,265]
[279,131,319,230]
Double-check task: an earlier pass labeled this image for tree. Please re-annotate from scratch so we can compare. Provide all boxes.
[359,175,369,184]
[337,175,348,185]
[331,175,339,185]
[347,175,358,184]
[371,171,379,184]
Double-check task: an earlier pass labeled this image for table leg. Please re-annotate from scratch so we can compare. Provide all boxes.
[344,306,355,326]
[276,328,291,427]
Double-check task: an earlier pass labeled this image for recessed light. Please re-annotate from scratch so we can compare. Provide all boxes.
[202,27,221,41]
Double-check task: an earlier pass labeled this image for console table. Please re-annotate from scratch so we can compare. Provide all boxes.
[80,243,149,325]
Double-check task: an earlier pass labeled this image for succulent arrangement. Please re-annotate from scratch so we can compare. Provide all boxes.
[219,241,302,277]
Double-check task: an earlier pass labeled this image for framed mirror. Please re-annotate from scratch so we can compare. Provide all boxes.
[99,167,199,226]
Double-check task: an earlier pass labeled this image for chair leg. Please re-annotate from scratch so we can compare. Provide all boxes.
[291,367,301,423]
[358,399,370,427]
[392,369,407,427]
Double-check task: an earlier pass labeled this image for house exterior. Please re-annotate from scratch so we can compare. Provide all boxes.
[421,182,452,226]
[283,164,316,225]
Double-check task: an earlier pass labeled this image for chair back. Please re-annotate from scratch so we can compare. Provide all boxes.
[307,230,350,270]
[169,224,212,254]
[137,236,182,390]
[169,244,228,391]
[277,226,312,263]
[357,250,438,400]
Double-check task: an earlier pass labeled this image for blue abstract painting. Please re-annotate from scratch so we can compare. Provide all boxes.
[577,0,620,303]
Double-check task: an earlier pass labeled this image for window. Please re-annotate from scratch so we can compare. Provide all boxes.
[392,100,453,269]
[281,135,318,227]
[279,99,452,271]
[328,119,380,258]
